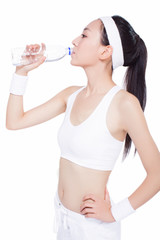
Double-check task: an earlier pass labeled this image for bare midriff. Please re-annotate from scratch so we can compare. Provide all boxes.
[57,157,111,214]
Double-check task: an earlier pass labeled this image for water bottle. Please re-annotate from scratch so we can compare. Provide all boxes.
[11,44,73,66]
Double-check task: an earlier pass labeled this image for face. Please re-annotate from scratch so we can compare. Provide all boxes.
[71,19,104,68]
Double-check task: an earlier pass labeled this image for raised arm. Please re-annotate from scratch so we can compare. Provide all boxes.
[7,86,68,130]
[6,44,82,130]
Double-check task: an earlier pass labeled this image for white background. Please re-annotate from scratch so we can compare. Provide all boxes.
[0,0,160,239]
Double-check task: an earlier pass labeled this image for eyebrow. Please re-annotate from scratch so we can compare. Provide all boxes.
[83,27,91,31]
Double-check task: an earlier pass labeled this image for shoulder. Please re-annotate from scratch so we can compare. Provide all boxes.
[64,85,84,104]
[115,88,145,131]
[55,85,84,105]
[116,88,142,112]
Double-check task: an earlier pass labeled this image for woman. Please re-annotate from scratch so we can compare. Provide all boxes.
[6,15,160,240]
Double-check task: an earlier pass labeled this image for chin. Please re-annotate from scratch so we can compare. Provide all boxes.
[70,60,82,67]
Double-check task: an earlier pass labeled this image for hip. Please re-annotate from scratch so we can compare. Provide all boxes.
[53,188,121,240]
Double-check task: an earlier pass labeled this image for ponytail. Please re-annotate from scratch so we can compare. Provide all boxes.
[125,38,147,110]
[124,38,147,157]
[101,15,148,158]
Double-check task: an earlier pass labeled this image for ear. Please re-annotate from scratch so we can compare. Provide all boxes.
[99,45,113,60]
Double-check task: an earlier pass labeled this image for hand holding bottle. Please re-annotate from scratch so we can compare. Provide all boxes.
[10,43,72,95]
[12,43,72,76]
[15,43,46,76]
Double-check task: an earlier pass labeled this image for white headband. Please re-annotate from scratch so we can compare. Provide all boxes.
[99,16,124,69]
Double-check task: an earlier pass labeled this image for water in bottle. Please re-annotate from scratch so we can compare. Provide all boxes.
[11,43,73,66]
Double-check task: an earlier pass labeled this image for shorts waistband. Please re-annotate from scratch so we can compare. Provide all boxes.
[53,189,85,233]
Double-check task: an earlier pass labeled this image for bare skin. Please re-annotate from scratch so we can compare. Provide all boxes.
[6,19,160,223]
[58,157,111,213]
[57,83,126,214]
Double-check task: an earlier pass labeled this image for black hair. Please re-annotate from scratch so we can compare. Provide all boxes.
[100,15,147,158]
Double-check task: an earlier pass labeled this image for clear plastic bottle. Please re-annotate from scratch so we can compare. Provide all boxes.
[11,44,73,66]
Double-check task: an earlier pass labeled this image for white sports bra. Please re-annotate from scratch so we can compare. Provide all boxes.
[57,85,124,171]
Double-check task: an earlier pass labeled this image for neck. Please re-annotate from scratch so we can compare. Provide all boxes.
[83,63,115,96]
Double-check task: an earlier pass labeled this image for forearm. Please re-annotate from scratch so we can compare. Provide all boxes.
[6,71,65,130]
[111,167,160,222]
[6,94,24,130]
[6,53,45,129]
[128,172,160,210]
[128,142,160,210]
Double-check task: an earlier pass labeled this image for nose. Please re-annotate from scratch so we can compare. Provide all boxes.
[72,36,80,47]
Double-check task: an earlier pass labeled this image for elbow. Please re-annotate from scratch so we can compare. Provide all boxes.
[155,168,160,191]
[6,124,17,131]
[6,119,12,130]
[147,171,160,192]
[157,174,160,192]
[6,113,24,130]
[6,120,19,130]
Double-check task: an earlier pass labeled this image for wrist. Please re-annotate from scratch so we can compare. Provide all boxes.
[15,69,28,76]
[111,198,136,222]
[10,73,28,95]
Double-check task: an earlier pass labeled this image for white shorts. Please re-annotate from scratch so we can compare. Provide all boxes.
[53,189,121,240]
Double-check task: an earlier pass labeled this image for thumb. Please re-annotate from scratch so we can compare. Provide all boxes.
[105,186,111,204]
[25,55,46,71]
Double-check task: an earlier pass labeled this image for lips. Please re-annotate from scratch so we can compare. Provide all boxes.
[72,48,76,54]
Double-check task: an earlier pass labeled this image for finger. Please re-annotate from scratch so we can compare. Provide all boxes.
[82,194,97,202]
[28,44,34,53]
[84,213,96,218]
[81,207,95,215]
[105,189,111,205]
[32,55,46,66]
[80,202,94,212]
[105,185,108,198]
[26,44,39,55]
[26,55,46,69]
[26,45,30,52]
[34,44,40,50]
[41,42,46,51]
[40,43,46,56]
[31,44,40,54]
[24,45,31,56]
